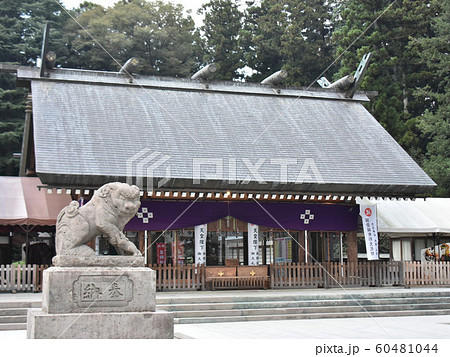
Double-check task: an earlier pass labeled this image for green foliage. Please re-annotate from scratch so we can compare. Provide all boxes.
[0,72,26,175]
[62,0,200,77]
[242,0,334,86]
[0,0,447,196]
[0,0,69,176]
[332,0,438,154]
[197,0,244,80]
[0,0,70,65]
[411,0,450,197]
[12,260,26,266]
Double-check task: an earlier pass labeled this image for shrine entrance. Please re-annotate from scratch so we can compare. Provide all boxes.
[206,230,245,266]
[146,218,309,266]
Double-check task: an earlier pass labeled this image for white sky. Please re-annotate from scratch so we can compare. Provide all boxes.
[61,0,207,26]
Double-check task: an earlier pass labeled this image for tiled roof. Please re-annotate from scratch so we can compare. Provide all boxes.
[18,67,435,195]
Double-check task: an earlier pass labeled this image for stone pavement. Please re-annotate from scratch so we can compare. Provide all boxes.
[155,285,450,300]
[1,314,450,339]
[174,315,450,339]
[1,287,450,339]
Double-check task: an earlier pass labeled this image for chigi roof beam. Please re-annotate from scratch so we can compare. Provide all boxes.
[317,74,354,91]
[346,52,372,98]
[119,57,140,75]
[39,23,57,77]
[191,64,217,80]
[261,70,288,85]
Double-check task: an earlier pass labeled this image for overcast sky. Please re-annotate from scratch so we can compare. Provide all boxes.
[61,0,207,26]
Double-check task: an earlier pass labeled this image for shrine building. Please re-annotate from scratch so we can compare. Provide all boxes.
[13,63,435,285]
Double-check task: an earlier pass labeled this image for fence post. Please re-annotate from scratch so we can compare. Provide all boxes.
[33,264,37,292]
[399,261,406,287]
[200,264,206,291]
[375,261,381,287]
[269,263,272,288]
[11,265,16,292]
[323,262,329,289]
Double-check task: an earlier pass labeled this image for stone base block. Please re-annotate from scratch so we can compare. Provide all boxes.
[42,267,156,314]
[27,309,174,339]
[52,255,145,267]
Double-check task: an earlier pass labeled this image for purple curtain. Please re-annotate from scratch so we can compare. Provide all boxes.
[125,201,358,231]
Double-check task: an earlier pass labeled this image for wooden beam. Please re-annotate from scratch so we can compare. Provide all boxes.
[39,23,50,78]
[347,230,358,264]
[346,52,372,98]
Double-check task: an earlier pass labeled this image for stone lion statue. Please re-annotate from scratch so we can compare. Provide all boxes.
[55,182,142,257]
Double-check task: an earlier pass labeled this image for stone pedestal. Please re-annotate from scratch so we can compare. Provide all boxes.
[27,262,173,339]
[27,309,173,339]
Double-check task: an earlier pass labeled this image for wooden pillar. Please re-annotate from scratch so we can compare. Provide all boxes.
[221,233,226,265]
[326,233,331,262]
[148,232,153,265]
[347,230,358,264]
[262,233,267,265]
[138,231,145,255]
[243,232,248,265]
[299,231,306,263]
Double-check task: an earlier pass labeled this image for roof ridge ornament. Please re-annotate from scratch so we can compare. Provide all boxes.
[346,52,373,98]
[261,70,288,85]
[317,74,355,90]
[39,22,56,78]
[119,57,140,82]
[317,52,372,98]
[191,63,217,80]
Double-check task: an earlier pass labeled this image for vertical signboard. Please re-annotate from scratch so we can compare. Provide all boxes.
[156,243,166,265]
[195,224,207,265]
[171,241,185,265]
[360,204,379,260]
[248,223,259,266]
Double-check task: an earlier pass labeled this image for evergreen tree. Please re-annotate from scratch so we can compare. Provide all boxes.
[0,73,26,175]
[332,0,438,154]
[197,0,244,80]
[242,0,334,86]
[412,0,450,196]
[0,0,69,176]
[62,0,200,77]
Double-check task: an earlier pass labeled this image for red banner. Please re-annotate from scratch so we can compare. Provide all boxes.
[172,242,185,265]
[156,243,166,265]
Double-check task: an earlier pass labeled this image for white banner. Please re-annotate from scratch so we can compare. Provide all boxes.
[360,204,379,260]
[194,224,207,265]
[248,223,259,266]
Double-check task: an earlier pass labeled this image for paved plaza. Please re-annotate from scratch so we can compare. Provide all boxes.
[1,314,449,339]
[174,315,450,339]
[1,287,450,339]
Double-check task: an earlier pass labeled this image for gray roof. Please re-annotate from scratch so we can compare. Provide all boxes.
[18,67,435,195]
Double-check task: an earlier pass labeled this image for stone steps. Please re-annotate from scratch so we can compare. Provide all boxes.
[0,301,41,331]
[1,289,450,330]
[170,303,450,319]
[174,309,450,324]
[0,301,41,309]
[158,297,450,312]
[0,322,27,331]
[0,315,27,324]
[0,308,29,317]
[156,290,450,324]
[156,290,450,305]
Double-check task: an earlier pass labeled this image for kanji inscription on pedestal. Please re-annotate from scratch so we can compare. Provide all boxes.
[73,275,133,307]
